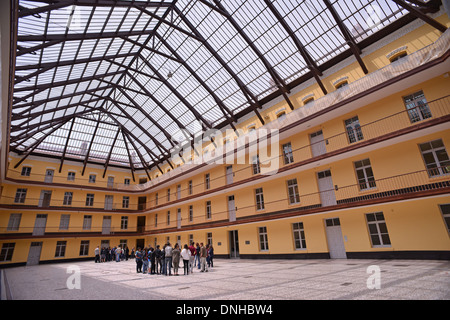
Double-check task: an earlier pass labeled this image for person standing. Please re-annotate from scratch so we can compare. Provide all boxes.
[164,243,173,276]
[172,243,181,276]
[200,243,208,272]
[115,246,121,262]
[188,242,196,274]
[208,244,214,268]
[181,244,191,275]
[125,246,130,261]
[154,245,162,274]
[195,243,201,269]
[135,248,143,273]
[94,246,100,263]
[142,248,149,274]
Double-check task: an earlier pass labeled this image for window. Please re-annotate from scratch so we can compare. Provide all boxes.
[139,178,147,184]
[85,193,94,206]
[177,185,181,200]
[63,192,73,205]
[206,201,212,219]
[189,205,193,222]
[121,216,128,230]
[345,116,364,143]
[403,90,432,123]
[122,196,130,209]
[205,173,210,190]
[83,215,92,230]
[7,213,22,231]
[207,232,213,245]
[293,222,307,250]
[287,179,300,204]
[277,111,286,119]
[366,212,391,247]
[282,142,294,164]
[155,214,158,227]
[89,174,96,183]
[335,80,348,89]
[14,188,27,203]
[167,188,171,202]
[79,240,89,256]
[252,155,261,174]
[167,211,170,226]
[419,139,449,177]
[259,226,269,251]
[0,243,15,262]
[390,51,407,62]
[21,166,31,176]
[303,97,314,105]
[67,171,75,181]
[59,214,70,230]
[155,193,158,206]
[55,241,67,257]
[124,178,130,185]
[354,159,376,190]
[439,204,450,233]
[255,188,265,211]
[188,180,193,195]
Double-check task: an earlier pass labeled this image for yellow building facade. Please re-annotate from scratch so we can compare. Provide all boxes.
[1,7,450,267]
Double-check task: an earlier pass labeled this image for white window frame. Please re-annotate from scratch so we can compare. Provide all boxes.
[255,187,265,211]
[287,179,300,204]
[293,222,307,250]
[366,212,391,248]
[258,226,269,251]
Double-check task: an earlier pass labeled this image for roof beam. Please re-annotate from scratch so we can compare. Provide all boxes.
[264,0,328,95]
[14,70,125,93]
[13,118,72,169]
[323,0,369,74]
[211,0,295,110]
[173,6,265,125]
[12,84,113,114]
[58,118,76,173]
[154,33,238,130]
[18,0,172,18]
[391,0,447,33]
[125,71,193,140]
[17,29,156,42]
[138,54,213,130]
[121,129,136,182]
[81,114,102,176]
[102,128,121,178]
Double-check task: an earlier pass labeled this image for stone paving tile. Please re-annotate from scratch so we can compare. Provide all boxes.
[4,258,450,300]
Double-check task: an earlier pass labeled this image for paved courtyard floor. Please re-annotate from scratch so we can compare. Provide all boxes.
[2,258,450,300]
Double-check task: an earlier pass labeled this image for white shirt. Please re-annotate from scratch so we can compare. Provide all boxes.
[181,248,191,260]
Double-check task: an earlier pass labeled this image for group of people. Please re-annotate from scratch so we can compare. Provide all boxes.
[94,245,130,263]
[94,242,214,276]
[135,242,214,275]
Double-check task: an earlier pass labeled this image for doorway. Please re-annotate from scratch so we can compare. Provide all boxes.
[38,190,52,207]
[27,242,43,266]
[136,239,145,250]
[137,216,146,233]
[138,197,146,210]
[33,214,47,236]
[102,216,112,235]
[229,230,239,258]
[325,218,347,259]
[310,130,326,157]
[317,170,337,207]
[44,169,54,183]
[228,195,236,222]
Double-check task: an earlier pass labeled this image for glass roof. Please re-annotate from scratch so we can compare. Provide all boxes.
[11,0,412,176]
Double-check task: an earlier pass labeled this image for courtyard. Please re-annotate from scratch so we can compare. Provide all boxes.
[1,258,449,300]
